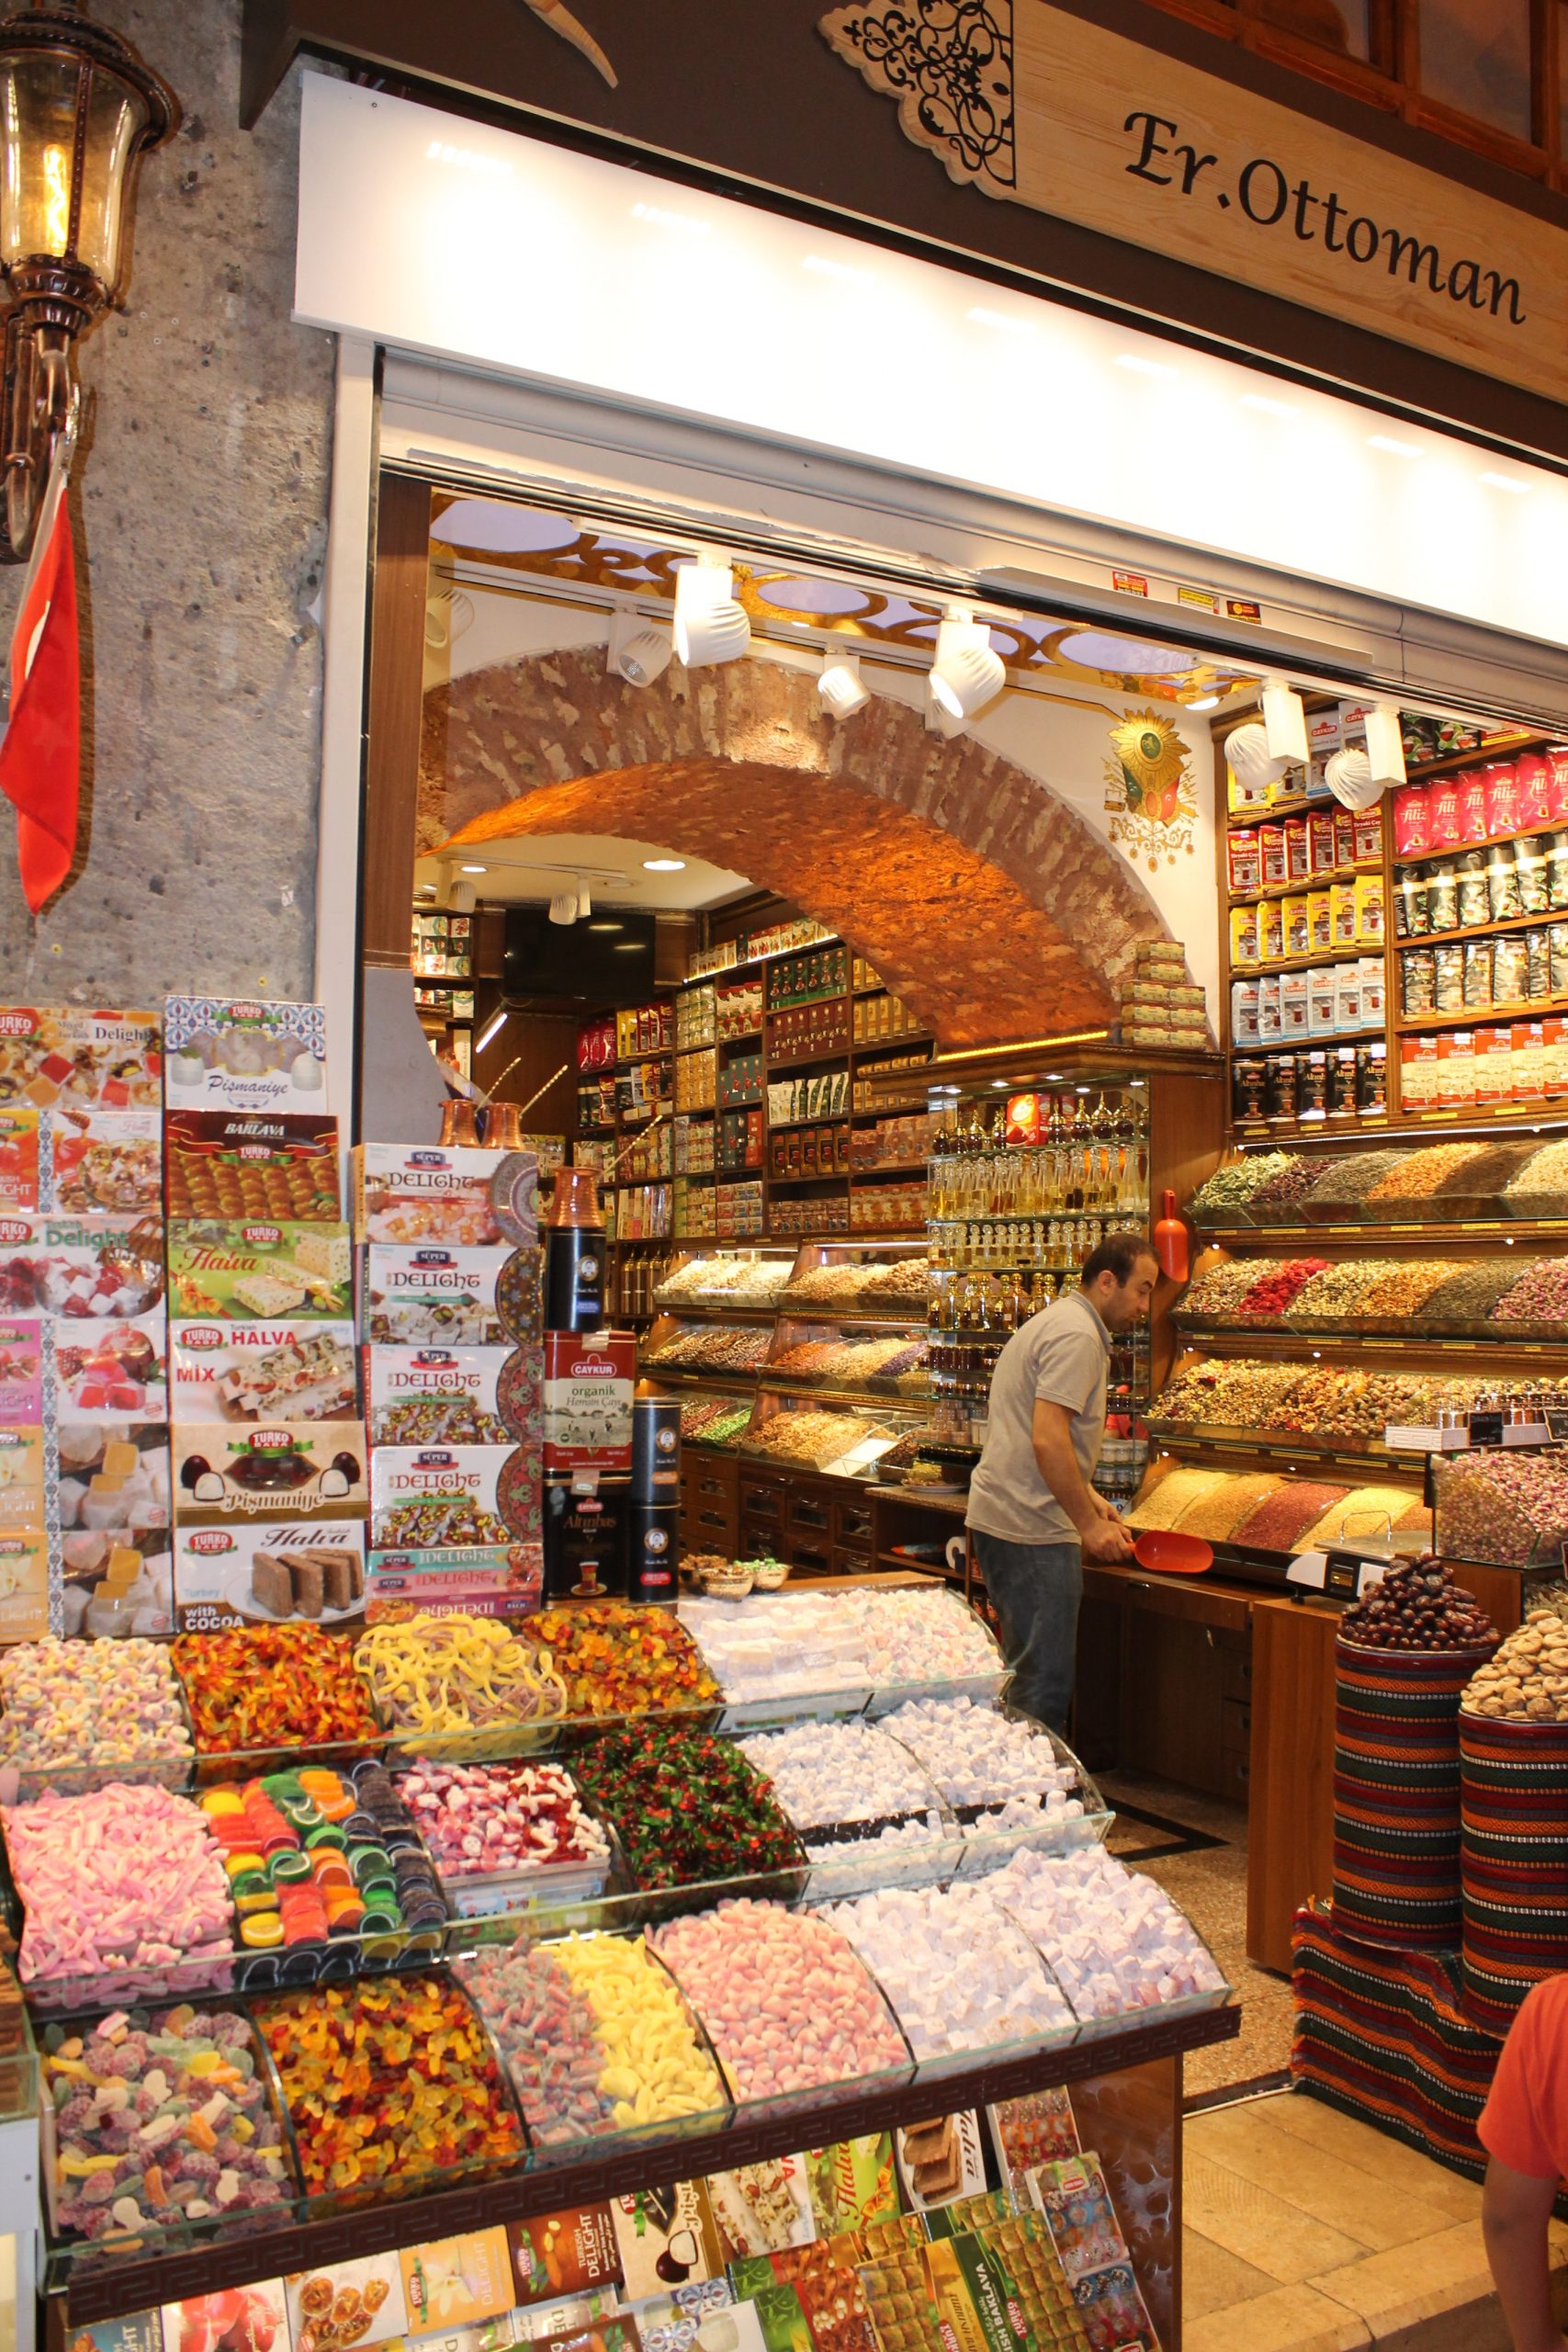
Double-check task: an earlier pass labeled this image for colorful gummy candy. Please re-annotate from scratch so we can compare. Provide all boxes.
[395,1759,609,1883]
[198,1760,445,1986]
[456,1933,725,2146]
[45,2001,294,2242]
[516,1603,720,1719]
[355,1612,567,1738]
[0,1636,192,1780]
[255,1974,523,2195]
[4,1783,232,1994]
[569,1725,803,1891]
[172,1626,382,1755]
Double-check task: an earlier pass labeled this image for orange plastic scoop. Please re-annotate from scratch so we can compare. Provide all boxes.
[1133,1530,1214,1576]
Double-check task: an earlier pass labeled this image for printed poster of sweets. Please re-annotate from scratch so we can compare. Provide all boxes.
[287,2256,407,2352]
[175,1520,367,1632]
[508,2209,622,2309]
[399,2228,516,2334]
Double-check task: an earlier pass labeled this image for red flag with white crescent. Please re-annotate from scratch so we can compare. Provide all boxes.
[0,447,79,914]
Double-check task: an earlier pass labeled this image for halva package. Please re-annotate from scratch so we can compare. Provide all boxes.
[166,1218,353,1321]
[175,1517,367,1631]
[170,1319,357,1424]
[173,1420,368,1521]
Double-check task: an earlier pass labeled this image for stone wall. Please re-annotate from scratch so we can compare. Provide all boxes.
[0,0,333,1006]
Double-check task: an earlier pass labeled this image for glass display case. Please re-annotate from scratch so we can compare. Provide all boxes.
[1433,1443,1568,1566]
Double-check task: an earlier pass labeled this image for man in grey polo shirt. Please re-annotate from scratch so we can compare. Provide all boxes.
[965,1231,1158,1732]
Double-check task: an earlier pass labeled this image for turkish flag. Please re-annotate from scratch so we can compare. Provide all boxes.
[0,450,78,914]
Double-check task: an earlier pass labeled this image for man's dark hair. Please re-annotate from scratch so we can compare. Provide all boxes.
[1081,1230,1159,1287]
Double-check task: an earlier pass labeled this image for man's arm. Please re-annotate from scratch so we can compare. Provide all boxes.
[1032,1399,1133,1563]
[1483,2156,1566,2352]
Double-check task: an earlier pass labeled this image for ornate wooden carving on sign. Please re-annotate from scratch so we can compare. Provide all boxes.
[820,1,1016,187]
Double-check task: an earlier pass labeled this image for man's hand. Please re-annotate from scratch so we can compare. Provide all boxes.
[1090,1489,1123,1522]
[1082,1516,1134,1565]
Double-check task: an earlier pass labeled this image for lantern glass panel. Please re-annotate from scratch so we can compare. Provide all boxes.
[78,64,147,289]
[0,49,148,291]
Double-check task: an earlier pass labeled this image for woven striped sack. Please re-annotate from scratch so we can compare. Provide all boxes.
[1332,1639,1492,1951]
[1461,1713,1568,2031]
[1292,1900,1501,2180]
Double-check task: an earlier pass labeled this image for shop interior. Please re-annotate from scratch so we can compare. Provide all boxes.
[367,469,1568,2108]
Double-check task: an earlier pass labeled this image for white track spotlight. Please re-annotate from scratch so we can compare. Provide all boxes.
[1325,746,1380,809]
[818,651,871,719]
[475,1008,507,1054]
[1224,720,1290,792]
[1365,701,1408,789]
[1261,674,1310,764]
[930,605,1005,718]
[609,608,673,687]
[547,891,580,925]
[925,682,967,741]
[576,879,593,920]
[673,555,751,667]
[446,878,477,915]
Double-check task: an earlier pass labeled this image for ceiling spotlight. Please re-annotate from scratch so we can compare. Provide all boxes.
[1364,701,1408,789]
[446,879,477,915]
[460,864,487,875]
[818,652,871,719]
[547,892,580,925]
[673,556,751,667]
[930,606,1005,718]
[643,858,686,873]
[1188,695,1220,712]
[475,1009,507,1053]
[925,684,967,741]
[1261,674,1310,764]
[576,879,592,920]
[609,609,674,687]
[586,920,623,933]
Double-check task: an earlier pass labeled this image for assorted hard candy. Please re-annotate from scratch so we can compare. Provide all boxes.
[394,1759,609,1882]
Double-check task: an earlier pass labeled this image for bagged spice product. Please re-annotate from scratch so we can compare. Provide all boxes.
[1331,882,1359,948]
[1258,975,1282,1041]
[1308,967,1339,1035]
[1402,949,1437,1018]
[1310,809,1337,872]
[1475,1025,1514,1106]
[1463,941,1494,1009]
[1310,888,1335,951]
[1286,816,1313,880]
[1434,944,1465,1014]
[1493,934,1530,1006]
[1227,831,1263,894]
[1259,899,1285,961]
[1300,1050,1330,1118]
[1334,965,1362,1033]
[1231,979,1260,1047]
[1438,1033,1475,1108]
[1457,767,1492,844]
[1230,906,1260,966]
[1429,779,1464,850]
[1488,842,1524,922]
[1283,895,1311,958]
[1354,874,1384,943]
[1352,808,1383,867]
[1326,1046,1358,1116]
[1427,862,1461,932]
[1517,834,1552,916]
[1393,784,1432,859]
[1231,1060,1268,1122]
[1357,1041,1388,1114]
[1517,752,1554,830]
[1456,851,1491,930]
[1485,761,1522,838]
[1552,923,1568,997]
[1549,747,1568,821]
[1515,1021,1546,1101]
[1265,1054,1299,1121]
[1529,929,1552,999]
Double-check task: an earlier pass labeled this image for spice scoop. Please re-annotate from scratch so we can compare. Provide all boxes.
[1133,1530,1214,1576]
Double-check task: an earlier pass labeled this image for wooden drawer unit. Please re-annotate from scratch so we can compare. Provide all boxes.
[1223,1696,1252,1758]
[835,1494,874,1557]
[737,1467,786,1525]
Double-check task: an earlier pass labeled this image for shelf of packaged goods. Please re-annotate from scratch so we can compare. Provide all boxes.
[767,1112,851,1133]
[714,1030,765,1049]
[768,1171,851,1187]
[761,1378,934,1408]
[1232,945,1381,978]
[1404,731,1546,783]
[929,1208,1148,1226]
[1235,1028,1387,1055]
[846,1162,931,1181]
[615,1052,674,1070]
[765,1043,854,1072]
[768,989,852,1015]
[51,2002,1237,2328]
[1393,998,1567,1035]
[1228,865,1370,906]
[1193,1216,1568,1247]
[1396,906,1568,947]
[1226,795,1316,829]
[1393,820,1562,871]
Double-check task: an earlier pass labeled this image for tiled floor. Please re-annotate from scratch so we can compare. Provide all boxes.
[1184,2090,1568,2351]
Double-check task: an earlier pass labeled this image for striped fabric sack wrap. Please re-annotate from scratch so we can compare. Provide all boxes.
[1461,1713,1568,2031]
[1332,1638,1493,1951]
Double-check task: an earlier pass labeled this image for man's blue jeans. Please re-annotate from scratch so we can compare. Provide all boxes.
[971,1531,1083,1735]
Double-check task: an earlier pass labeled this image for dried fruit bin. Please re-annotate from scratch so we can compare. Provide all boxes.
[39,1996,303,2284]
[453,1926,734,2166]
[1433,1448,1568,1568]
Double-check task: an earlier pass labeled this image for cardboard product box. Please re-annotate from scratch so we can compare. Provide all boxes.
[164,1108,341,1223]
[167,1219,352,1322]
[287,2256,408,2352]
[367,1345,511,1446]
[160,2283,290,2352]
[0,1527,48,1641]
[354,1144,537,1249]
[609,2186,724,2305]
[0,1005,161,1110]
[509,2211,622,2309]
[1282,895,1310,959]
[370,1442,534,1549]
[164,995,329,1113]
[1306,967,1339,1038]
[0,1423,44,1530]
[0,1317,40,1422]
[175,1517,367,1632]
[893,2112,987,2211]
[0,1210,164,1320]
[171,1318,355,1426]
[543,1331,636,1474]
[173,1419,367,1522]
[1334,964,1363,1033]
[0,1106,38,1209]
[400,2231,515,2335]
[54,1421,172,1637]
[704,2162,815,2263]
[50,1312,167,1422]
[364,1245,513,1347]
[804,2137,898,2237]
[366,1542,542,1623]
[1400,1035,1438,1111]
[44,1109,163,1215]
[542,1477,629,1601]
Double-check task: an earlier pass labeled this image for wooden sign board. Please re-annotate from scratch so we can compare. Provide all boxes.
[821,0,1562,403]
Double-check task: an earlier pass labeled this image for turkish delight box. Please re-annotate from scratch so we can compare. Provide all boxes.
[171,1319,357,1425]
[0,1107,38,1208]
[509,2210,622,2308]
[46,1109,163,1214]
[367,1346,510,1445]
[366,1542,542,1623]
[286,2253,409,2352]
[400,2229,516,2334]
[175,1518,367,1631]
[164,1107,340,1222]
[0,1527,49,1641]
[369,1443,535,1549]
[365,1245,512,1346]
[542,1331,635,1473]
[50,1312,167,1421]
[163,995,329,1113]
[167,1219,353,1321]
[0,1318,41,1422]
[0,1005,161,1109]
[0,1212,164,1320]
[0,1425,42,1528]
[160,2284,290,2352]
[354,1144,538,1248]
[54,1421,173,1639]
[172,1420,367,1522]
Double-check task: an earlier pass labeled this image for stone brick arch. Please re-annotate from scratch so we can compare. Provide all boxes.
[424,650,1180,1046]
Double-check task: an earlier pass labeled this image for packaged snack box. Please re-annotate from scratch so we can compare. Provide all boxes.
[172,1420,367,1521]
[0,1006,160,1110]
[355,1144,538,1249]
[163,996,328,1113]
[171,1318,356,1424]
[366,1542,542,1623]
[286,2255,408,2352]
[50,1312,167,1420]
[369,1443,535,1549]
[167,1218,352,1321]
[365,1245,513,1346]
[0,1106,39,1209]
[367,1345,510,1446]
[0,1317,41,1422]
[175,1518,367,1631]
[0,1212,163,1320]
[164,1107,340,1222]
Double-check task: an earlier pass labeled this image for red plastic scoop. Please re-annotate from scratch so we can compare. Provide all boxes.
[1133,1530,1215,1576]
